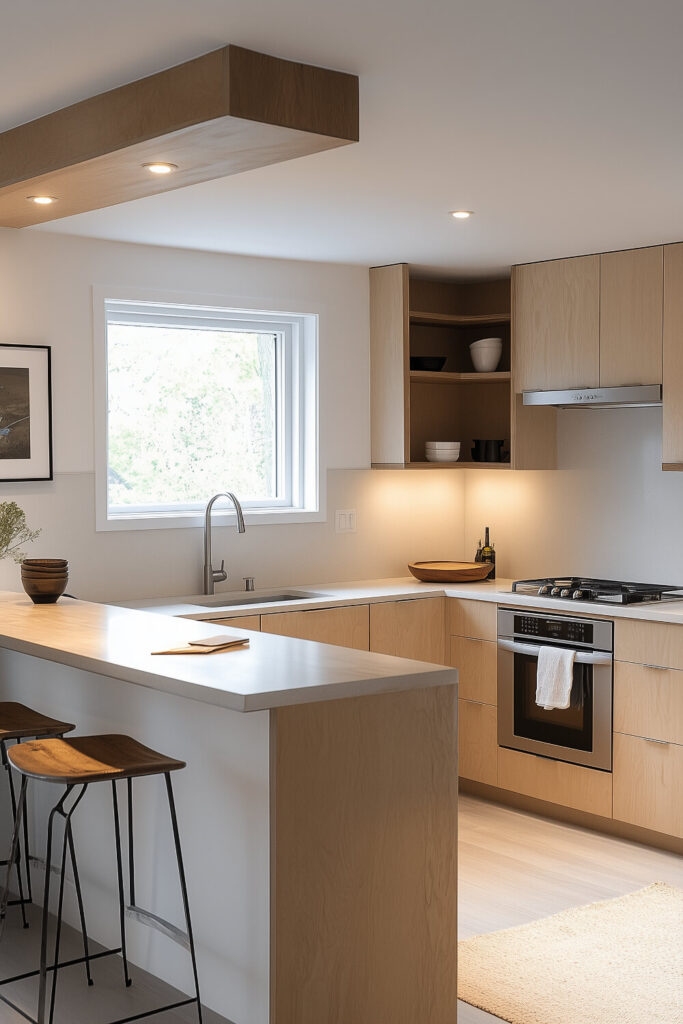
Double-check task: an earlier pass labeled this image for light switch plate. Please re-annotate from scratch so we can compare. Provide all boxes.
[335,509,357,533]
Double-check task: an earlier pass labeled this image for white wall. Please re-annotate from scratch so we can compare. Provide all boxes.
[0,229,466,600]
[465,406,683,583]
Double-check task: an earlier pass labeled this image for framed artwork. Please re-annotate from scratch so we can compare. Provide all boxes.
[0,344,53,481]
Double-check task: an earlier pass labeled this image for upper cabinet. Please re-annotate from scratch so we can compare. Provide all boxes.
[600,246,663,387]
[513,255,600,392]
[514,247,664,393]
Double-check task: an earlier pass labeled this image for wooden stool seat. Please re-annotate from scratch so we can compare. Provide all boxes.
[0,703,75,742]
[8,734,185,785]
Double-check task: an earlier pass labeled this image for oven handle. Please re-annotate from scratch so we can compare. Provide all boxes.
[497,638,612,665]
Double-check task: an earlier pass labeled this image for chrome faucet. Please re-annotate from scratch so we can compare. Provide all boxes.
[203,493,246,595]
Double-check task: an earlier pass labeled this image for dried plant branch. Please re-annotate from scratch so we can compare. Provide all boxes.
[0,501,41,563]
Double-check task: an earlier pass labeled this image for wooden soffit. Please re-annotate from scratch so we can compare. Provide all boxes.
[0,45,359,227]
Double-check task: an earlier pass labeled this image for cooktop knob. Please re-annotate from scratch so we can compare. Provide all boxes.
[550,587,562,596]
[572,589,585,600]
[538,585,550,596]
[560,588,572,597]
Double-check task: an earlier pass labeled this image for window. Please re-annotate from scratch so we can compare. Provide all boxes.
[95,296,319,529]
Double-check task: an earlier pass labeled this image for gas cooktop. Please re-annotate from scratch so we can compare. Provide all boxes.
[511,577,683,604]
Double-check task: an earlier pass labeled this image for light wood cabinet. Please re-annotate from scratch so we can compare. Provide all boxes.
[449,636,497,704]
[497,747,613,818]
[458,699,497,786]
[614,619,683,670]
[204,614,261,631]
[599,246,663,387]
[448,598,497,641]
[513,255,600,391]
[663,242,683,470]
[262,605,370,650]
[614,660,683,745]
[613,732,683,838]
[370,598,446,664]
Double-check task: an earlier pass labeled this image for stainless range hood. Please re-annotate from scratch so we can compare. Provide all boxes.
[522,384,662,409]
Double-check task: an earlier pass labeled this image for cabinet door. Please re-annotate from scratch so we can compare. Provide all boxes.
[458,699,497,786]
[204,615,261,631]
[614,661,683,745]
[448,598,497,640]
[262,605,370,650]
[370,598,445,664]
[663,242,683,469]
[370,263,410,466]
[449,637,497,704]
[600,247,663,387]
[497,747,613,817]
[513,255,600,391]
[613,732,683,838]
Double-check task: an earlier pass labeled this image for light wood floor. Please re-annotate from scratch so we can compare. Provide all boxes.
[2,795,681,1023]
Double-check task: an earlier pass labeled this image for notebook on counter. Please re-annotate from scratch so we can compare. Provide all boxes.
[152,635,250,655]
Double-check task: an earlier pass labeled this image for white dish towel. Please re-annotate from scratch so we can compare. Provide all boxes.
[535,646,575,710]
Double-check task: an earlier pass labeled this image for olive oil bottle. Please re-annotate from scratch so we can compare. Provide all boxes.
[481,527,496,579]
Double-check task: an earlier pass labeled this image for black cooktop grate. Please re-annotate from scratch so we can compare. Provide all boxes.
[512,577,683,604]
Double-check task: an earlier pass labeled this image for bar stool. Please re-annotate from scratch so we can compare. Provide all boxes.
[0,703,75,928]
[1,734,202,1024]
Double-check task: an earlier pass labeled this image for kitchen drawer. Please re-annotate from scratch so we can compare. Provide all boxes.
[497,747,613,818]
[204,614,261,631]
[613,732,683,838]
[614,619,683,670]
[614,660,683,745]
[449,636,497,704]
[448,598,497,641]
[458,700,497,787]
[262,605,370,650]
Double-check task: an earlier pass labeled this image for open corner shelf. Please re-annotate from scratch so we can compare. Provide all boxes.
[409,370,511,385]
[409,311,511,327]
[407,461,512,470]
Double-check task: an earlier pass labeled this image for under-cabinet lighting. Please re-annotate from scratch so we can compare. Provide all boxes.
[142,162,178,175]
[27,195,57,205]
[450,210,473,219]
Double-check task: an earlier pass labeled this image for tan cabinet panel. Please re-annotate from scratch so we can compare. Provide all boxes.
[262,605,370,650]
[614,619,683,670]
[370,263,410,465]
[614,661,683,745]
[458,700,498,786]
[449,637,497,704]
[663,242,683,468]
[370,598,445,664]
[203,615,261,631]
[448,598,497,640]
[497,747,613,818]
[613,732,683,838]
[513,255,600,392]
[599,247,663,387]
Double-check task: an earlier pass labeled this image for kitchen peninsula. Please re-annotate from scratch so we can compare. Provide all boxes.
[0,593,458,1024]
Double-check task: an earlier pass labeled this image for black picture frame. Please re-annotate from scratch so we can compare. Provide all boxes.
[0,343,53,482]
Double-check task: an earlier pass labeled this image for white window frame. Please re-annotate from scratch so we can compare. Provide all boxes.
[93,287,321,531]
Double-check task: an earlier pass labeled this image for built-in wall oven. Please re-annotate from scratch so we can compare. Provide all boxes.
[497,608,614,771]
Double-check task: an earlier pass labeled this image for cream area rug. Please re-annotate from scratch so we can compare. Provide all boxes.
[457,882,683,1024]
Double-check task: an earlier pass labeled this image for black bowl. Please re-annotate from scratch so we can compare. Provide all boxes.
[410,356,447,372]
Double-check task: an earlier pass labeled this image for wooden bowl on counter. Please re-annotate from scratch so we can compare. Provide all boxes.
[408,560,494,583]
[21,560,69,603]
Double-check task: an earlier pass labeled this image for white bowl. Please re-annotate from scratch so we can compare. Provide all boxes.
[469,337,502,372]
[425,450,460,463]
[425,440,461,449]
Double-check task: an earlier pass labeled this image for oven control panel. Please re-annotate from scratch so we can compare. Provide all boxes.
[513,614,594,645]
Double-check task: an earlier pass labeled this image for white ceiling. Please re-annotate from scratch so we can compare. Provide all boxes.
[4,0,683,277]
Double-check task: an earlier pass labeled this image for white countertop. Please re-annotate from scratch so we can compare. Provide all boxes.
[0,592,455,713]
[121,576,683,625]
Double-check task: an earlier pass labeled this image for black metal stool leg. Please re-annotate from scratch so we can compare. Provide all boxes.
[37,787,70,1024]
[165,773,203,1024]
[4,753,28,928]
[66,810,93,987]
[0,774,27,939]
[112,781,132,988]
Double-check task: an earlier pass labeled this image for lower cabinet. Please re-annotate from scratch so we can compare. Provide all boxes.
[261,605,370,650]
[204,614,261,631]
[458,699,497,786]
[449,636,497,704]
[613,732,683,838]
[497,747,613,818]
[369,598,446,664]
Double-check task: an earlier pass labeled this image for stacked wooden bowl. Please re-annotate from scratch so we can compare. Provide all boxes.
[21,559,69,604]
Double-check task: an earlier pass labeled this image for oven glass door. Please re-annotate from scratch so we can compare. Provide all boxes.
[513,649,593,752]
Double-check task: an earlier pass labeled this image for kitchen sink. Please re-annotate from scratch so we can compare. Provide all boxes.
[187,590,325,609]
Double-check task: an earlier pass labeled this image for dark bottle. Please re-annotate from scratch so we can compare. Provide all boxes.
[481,527,496,579]
[474,537,483,562]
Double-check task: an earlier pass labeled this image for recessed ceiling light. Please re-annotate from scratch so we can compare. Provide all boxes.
[27,195,57,205]
[450,210,473,219]
[142,162,178,175]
